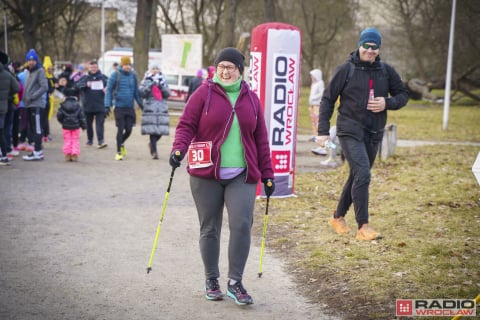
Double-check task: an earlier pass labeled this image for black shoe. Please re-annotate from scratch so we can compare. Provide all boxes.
[227,281,253,305]
[205,279,224,301]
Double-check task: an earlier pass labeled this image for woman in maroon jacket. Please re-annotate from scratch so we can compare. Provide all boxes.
[170,47,274,306]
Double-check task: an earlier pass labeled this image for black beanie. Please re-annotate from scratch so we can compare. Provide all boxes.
[214,47,245,74]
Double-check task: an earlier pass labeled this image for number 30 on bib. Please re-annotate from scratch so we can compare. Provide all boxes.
[188,141,213,168]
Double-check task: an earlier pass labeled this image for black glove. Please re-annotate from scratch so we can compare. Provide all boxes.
[105,107,111,117]
[262,178,275,197]
[169,151,182,168]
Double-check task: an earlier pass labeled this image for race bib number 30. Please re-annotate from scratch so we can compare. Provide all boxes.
[188,141,213,168]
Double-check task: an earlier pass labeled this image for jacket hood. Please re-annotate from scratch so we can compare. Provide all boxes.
[310,69,323,82]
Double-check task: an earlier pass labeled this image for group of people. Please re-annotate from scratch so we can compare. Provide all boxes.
[2,27,409,307]
[0,49,172,164]
[0,49,50,164]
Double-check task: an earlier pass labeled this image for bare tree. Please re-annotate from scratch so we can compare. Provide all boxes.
[377,0,480,101]
[55,0,95,62]
[134,0,154,77]
[220,0,238,48]
[2,0,68,58]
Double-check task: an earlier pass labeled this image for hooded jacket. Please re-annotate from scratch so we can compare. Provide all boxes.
[104,67,142,108]
[318,50,408,139]
[171,79,274,184]
[309,69,324,106]
[0,62,20,114]
[139,79,170,136]
[57,96,86,130]
[23,56,49,109]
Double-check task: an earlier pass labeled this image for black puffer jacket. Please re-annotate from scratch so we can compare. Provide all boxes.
[0,62,20,114]
[57,97,87,130]
[319,50,409,139]
[75,71,108,113]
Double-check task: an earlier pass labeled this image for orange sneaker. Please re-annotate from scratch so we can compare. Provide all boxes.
[329,216,351,235]
[356,224,379,240]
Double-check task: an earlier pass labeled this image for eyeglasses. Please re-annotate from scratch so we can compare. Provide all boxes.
[361,43,379,50]
[217,64,237,72]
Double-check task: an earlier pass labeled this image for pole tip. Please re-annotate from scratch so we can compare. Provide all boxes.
[147,267,152,274]
[258,273,262,278]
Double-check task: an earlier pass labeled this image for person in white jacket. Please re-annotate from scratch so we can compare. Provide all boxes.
[309,69,325,155]
[309,69,324,133]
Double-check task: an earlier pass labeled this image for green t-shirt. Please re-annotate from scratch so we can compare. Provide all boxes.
[213,74,246,168]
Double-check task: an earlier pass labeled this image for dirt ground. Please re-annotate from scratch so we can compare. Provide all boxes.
[0,116,341,320]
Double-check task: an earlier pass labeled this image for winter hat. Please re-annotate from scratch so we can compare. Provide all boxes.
[25,49,39,63]
[120,56,131,66]
[358,27,382,48]
[214,47,245,74]
[196,68,203,77]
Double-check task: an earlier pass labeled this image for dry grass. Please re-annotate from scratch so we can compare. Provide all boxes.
[253,89,480,319]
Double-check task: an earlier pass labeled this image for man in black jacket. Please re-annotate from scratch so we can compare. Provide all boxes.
[316,27,409,241]
[75,60,109,148]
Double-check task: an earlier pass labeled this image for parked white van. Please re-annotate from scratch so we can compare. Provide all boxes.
[163,73,196,102]
[97,48,162,78]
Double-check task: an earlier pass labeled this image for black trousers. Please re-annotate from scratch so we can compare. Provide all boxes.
[26,107,45,152]
[85,111,106,144]
[335,133,380,228]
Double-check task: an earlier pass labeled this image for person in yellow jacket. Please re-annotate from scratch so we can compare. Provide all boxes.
[42,56,57,142]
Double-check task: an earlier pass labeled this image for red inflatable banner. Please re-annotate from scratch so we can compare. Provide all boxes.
[250,23,302,197]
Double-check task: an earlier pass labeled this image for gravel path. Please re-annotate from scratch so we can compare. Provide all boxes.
[0,118,339,320]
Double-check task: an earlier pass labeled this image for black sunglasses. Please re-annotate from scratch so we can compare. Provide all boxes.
[361,43,379,50]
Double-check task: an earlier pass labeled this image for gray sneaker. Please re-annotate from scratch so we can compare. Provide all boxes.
[23,151,44,161]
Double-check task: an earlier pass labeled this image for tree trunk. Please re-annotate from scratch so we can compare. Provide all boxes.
[221,0,238,48]
[134,0,154,77]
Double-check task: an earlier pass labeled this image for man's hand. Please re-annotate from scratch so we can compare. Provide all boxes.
[367,97,386,113]
[315,135,330,148]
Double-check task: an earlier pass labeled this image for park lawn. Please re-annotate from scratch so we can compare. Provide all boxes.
[257,87,480,319]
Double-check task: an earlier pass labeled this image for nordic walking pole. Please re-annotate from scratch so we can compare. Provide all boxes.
[258,181,272,278]
[147,154,179,274]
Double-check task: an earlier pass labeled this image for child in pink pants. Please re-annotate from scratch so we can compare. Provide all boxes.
[57,88,86,161]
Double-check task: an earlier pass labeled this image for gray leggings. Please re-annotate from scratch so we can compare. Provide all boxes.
[190,173,257,282]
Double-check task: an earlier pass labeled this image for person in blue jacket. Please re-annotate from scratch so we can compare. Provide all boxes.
[104,56,143,160]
